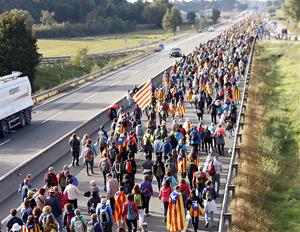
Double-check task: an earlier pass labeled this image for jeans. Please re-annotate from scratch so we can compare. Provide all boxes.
[191,217,199,232]
[72,151,79,166]
[211,114,217,124]
[212,173,220,196]
[102,171,107,189]
[155,176,164,190]
[144,196,151,214]
[68,199,78,209]
[85,160,93,175]
[126,219,137,232]
[205,211,214,226]
[163,202,169,217]
[217,144,225,155]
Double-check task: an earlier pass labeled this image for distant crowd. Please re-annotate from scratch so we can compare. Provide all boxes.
[5,15,261,232]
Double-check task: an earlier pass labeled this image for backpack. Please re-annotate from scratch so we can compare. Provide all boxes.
[166,158,176,174]
[99,136,107,147]
[108,147,116,160]
[66,211,74,229]
[87,222,95,232]
[114,162,121,174]
[208,161,216,176]
[125,160,133,174]
[127,203,136,220]
[196,173,205,186]
[134,194,143,208]
[101,159,108,173]
[155,165,164,177]
[100,206,110,224]
[85,148,94,161]
[74,216,85,232]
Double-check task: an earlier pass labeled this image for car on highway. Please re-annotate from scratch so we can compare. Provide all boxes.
[169,48,182,58]
[208,26,215,32]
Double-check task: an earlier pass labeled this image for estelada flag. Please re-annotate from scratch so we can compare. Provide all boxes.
[189,201,204,218]
[133,80,152,110]
[114,191,127,222]
[166,191,187,232]
[177,103,186,116]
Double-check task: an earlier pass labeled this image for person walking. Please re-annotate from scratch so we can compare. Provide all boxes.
[166,186,187,232]
[211,155,222,197]
[124,153,137,188]
[177,149,187,179]
[203,189,217,228]
[70,209,86,232]
[192,166,208,198]
[122,194,139,232]
[62,203,75,232]
[98,153,112,191]
[106,173,119,214]
[187,158,198,189]
[113,187,127,229]
[185,189,204,232]
[132,185,145,230]
[69,133,81,167]
[44,188,62,225]
[44,167,58,190]
[214,124,225,155]
[86,214,103,232]
[83,140,95,176]
[6,209,23,231]
[140,175,153,216]
[96,197,113,232]
[159,180,172,222]
[63,179,80,209]
[153,156,165,190]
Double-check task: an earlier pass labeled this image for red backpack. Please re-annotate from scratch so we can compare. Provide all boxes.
[125,160,133,174]
[208,161,216,176]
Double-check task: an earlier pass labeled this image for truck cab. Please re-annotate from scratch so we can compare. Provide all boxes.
[0,72,33,137]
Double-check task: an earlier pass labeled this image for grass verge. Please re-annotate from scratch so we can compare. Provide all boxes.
[33,52,140,92]
[230,42,300,232]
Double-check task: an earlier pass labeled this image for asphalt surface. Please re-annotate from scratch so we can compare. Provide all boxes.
[0,20,243,223]
[0,22,236,178]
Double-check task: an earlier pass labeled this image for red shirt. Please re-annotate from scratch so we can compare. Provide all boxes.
[122,200,139,220]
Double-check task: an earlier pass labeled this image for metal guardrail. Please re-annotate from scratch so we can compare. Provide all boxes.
[218,38,256,232]
[33,49,156,104]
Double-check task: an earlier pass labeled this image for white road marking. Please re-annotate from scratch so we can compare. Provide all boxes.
[203,151,212,172]
[42,112,63,124]
[82,93,98,102]
[0,139,11,146]
[110,81,120,87]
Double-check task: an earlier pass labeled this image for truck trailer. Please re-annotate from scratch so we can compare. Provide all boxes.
[0,72,33,137]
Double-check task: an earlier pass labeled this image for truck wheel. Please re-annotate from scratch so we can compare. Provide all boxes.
[25,110,31,125]
[19,112,26,128]
[0,120,9,137]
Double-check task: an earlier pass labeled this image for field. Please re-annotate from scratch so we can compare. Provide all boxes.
[230,42,300,232]
[37,27,192,57]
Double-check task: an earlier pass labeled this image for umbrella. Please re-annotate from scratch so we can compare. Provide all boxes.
[111,103,119,109]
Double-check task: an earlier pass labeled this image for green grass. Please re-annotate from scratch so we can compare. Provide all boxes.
[255,42,300,232]
[33,53,135,92]
[37,27,192,57]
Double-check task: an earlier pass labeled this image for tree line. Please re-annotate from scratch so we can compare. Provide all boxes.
[0,0,183,38]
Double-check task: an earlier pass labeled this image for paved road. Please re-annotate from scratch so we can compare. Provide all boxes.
[0,22,237,178]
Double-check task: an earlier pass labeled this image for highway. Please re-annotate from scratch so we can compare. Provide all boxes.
[0,20,239,221]
[0,23,235,177]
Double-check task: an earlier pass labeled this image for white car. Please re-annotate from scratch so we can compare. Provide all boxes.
[208,26,215,32]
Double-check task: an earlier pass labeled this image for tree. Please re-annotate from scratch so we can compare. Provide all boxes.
[40,10,56,26]
[284,0,300,22]
[212,8,221,24]
[162,7,182,35]
[142,0,169,27]
[71,47,89,69]
[187,11,196,24]
[0,10,40,85]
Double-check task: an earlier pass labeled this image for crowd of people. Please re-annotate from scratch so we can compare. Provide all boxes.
[6,15,261,232]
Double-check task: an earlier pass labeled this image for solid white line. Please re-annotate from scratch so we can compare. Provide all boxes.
[110,81,120,87]
[203,152,212,172]
[42,112,63,124]
[82,93,98,102]
[0,139,11,146]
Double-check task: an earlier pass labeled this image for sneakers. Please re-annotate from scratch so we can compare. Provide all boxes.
[205,223,209,228]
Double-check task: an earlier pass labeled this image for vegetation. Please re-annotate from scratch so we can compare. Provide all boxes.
[230,42,300,232]
[283,0,300,33]
[212,9,221,24]
[0,10,40,86]
[0,0,180,38]
[162,7,182,35]
[34,52,138,92]
[187,11,196,25]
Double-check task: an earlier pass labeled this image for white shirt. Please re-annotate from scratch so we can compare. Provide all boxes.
[64,184,80,200]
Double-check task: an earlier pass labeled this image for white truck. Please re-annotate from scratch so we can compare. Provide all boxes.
[0,72,33,137]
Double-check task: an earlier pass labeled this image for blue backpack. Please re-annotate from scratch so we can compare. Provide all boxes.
[127,203,136,220]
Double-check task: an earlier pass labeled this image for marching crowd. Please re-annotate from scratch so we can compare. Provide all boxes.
[6,15,261,232]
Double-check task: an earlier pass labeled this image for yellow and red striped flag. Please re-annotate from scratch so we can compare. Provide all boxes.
[177,103,186,116]
[114,191,127,222]
[166,191,187,232]
[133,80,152,110]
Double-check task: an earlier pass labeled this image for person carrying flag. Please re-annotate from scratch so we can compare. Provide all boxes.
[186,189,204,232]
[114,186,127,228]
[177,100,186,120]
[166,186,187,232]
